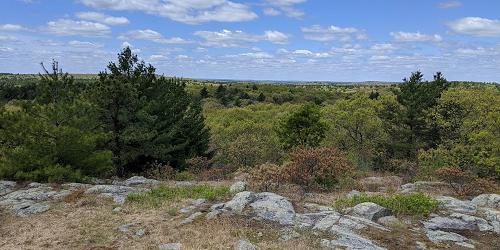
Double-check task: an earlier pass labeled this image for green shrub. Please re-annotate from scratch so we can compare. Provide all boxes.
[175,171,197,181]
[126,185,229,208]
[334,193,439,217]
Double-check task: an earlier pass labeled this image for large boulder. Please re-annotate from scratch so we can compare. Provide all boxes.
[478,208,500,234]
[321,230,387,250]
[436,196,477,214]
[424,213,493,232]
[351,202,392,221]
[12,201,50,217]
[471,194,500,209]
[224,191,255,214]
[85,185,149,204]
[425,230,469,243]
[122,176,160,187]
[249,192,296,226]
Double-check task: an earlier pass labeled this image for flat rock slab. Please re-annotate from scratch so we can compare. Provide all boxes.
[437,196,477,214]
[351,202,392,221]
[471,194,500,209]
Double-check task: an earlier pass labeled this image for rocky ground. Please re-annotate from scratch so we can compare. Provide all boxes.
[0,176,499,250]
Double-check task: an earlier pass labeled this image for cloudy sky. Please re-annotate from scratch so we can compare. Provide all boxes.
[1,0,499,82]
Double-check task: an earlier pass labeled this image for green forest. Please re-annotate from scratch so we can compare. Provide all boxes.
[1,48,499,195]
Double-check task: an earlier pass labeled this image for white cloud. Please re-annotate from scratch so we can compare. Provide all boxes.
[438,1,462,9]
[119,29,192,44]
[370,43,396,51]
[43,19,111,36]
[390,31,443,42]
[68,40,104,48]
[149,54,168,61]
[448,17,500,37]
[265,0,307,18]
[302,25,367,42]
[194,29,288,47]
[227,51,274,59]
[76,12,130,25]
[0,24,26,31]
[80,0,257,24]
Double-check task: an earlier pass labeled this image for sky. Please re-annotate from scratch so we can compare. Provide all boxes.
[0,0,499,82]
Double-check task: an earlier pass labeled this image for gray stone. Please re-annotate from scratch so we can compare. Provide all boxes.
[224,191,255,214]
[321,231,387,250]
[85,184,148,204]
[377,216,402,227]
[478,207,500,234]
[359,176,402,192]
[303,203,334,212]
[294,211,335,229]
[0,181,16,196]
[1,186,58,201]
[210,203,225,211]
[234,239,259,250]
[122,176,161,187]
[179,206,196,214]
[313,213,341,231]
[13,202,50,217]
[471,194,500,209]
[181,212,203,225]
[192,198,207,206]
[338,215,390,232]
[400,181,448,193]
[117,223,135,233]
[112,207,122,213]
[159,243,182,250]
[249,192,295,225]
[424,213,493,232]
[27,182,43,188]
[230,181,248,194]
[135,229,146,238]
[456,242,475,249]
[351,202,392,221]
[437,196,476,214]
[61,183,92,190]
[425,230,468,243]
[346,190,362,198]
[416,241,427,250]
[206,209,223,220]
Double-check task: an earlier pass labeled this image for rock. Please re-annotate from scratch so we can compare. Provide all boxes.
[416,241,427,250]
[425,230,468,243]
[122,176,161,187]
[337,215,390,232]
[234,239,259,250]
[437,196,476,214]
[27,182,43,188]
[313,213,341,231]
[424,213,493,232]
[61,183,92,190]
[181,212,203,225]
[294,211,335,229]
[0,181,16,196]
[478,207,500,233]
[224,191,255,214]
[13,202,50,217]
[192,198,207,206]
[210,203,225,211]
[1,186,58,202]
[351,202,392,221]
[117,223,135,233]
[456,242,475,249]
[179,206,196,214]
[230,181,248,194]
[206,209,223,220]
[321,230,387,250]
[303,203,334,212]
[358,176,402,192]
[85,185,148,204]
[346,190,362,198]
[400,181,448,193]
[159,243,182,250]
[249,192,295,225]
[280,228,300,241]
[471,194,500,209]
[112,207,122,213]
[135,229,146,238]
[377,216,402,227]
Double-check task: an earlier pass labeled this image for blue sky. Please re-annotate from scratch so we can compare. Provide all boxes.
[1,0,499,82]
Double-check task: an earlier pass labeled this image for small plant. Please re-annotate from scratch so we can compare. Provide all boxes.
[175,171,197,181]
[144,161,176,181]
[284,147,355,191]
[249,163,286,192]
[436,166,498,197]
[127,185,229,208]
[334,193,439,217]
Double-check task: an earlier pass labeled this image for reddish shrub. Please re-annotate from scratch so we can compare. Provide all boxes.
[249,163,286,192]
[436,166,476,197]
[186,156,213,174]
[144,162,176,181]
[198,166,233,181]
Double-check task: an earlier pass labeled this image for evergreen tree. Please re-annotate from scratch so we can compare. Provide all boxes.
[199,86,209,99]
[257,92,266,102]
[215,84,228,105]
[0,61,112,182]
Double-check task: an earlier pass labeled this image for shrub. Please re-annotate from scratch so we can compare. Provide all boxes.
[126,185,229,208]
[335,193,439,217]
[198,166,233,181]
[186,156,213,174]
[249,163,286,192]
[436,166,498,197]
[144,162,176,181]
[284,147,355,191]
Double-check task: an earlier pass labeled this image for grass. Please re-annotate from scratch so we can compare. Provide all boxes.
[334,193,439,217]
[126,185,230,208]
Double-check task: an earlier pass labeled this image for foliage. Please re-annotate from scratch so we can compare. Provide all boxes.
[91,47,209,175]
[0,62,113,183]
[249,163,286,192]
[186,156,213,174]
[436,166,498,197]
[174,171,197,181]
[335,193,439,217]
[126,185,229,208]
[284,147,355,191]
[143,162,176,181]
[276,103,328,149]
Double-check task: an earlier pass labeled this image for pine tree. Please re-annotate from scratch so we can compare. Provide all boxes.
[199,86,209,99]
[257,92,266,102]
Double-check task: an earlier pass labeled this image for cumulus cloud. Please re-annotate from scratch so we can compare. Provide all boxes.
[68,40,104,48]
[0,24,26,31]
[76,12,130,25]
[79,0,257,24]
[194,29,288,47]
[438,1,462,9]
[43,19,111,36]
[390,31,443,42]
[119,29,192,44]
[302,25,367,42]
[448,17,500,37]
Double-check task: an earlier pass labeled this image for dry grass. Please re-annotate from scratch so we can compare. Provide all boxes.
[0,194,319,250]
